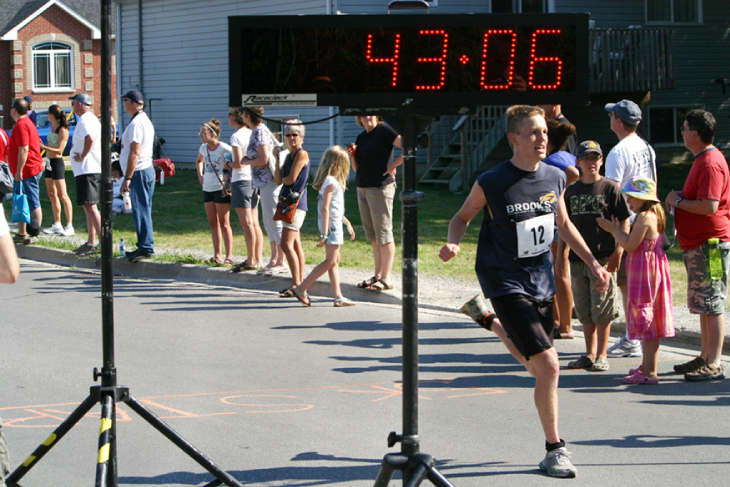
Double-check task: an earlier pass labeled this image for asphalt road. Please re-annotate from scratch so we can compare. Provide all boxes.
[1,259,728,486]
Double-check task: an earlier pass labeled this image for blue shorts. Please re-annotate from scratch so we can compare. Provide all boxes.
[17,173,42,211]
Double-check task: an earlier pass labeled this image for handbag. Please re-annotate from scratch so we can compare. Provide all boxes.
[205,146,231,196]
[0,161,13,203]
[12,183,31,224]
[274,191,301,224]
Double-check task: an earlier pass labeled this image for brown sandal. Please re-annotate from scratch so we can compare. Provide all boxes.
[357,276,378,289]
[366,278,394,292]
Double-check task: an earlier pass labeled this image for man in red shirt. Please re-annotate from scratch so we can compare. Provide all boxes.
[8,98,44,243]
[666,109,730,382]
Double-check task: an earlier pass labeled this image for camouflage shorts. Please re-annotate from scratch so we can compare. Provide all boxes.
[683,240,730,314]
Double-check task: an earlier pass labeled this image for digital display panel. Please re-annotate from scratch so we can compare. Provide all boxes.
[229,14,589,111]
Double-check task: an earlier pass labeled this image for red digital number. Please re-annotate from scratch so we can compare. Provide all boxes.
[480,29,517,90]
[366,32,401,88]
[415,30,449,91]
[528,29,563,90]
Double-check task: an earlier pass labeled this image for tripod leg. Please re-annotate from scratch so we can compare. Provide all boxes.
[374,453,408,487]
[7,394,98,484]
[124,396,243,487]
[426,467,455,487]
[95,393,117,487]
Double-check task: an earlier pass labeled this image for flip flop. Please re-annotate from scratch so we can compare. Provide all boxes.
[357,276,378,289]
[204,257,223,265]
[293,286,310,307]
[623,371,658,385]
[232,260,256,273]
[334,297,356,307]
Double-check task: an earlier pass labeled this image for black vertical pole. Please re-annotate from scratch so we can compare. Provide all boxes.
[99,0,115,383]
[99,1,117,486]
[399,116,424,464]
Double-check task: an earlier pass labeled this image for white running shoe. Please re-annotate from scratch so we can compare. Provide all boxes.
[539,447,577,478]
[607,336,643,357]
[42,222,65,235]
[63,224,75,236]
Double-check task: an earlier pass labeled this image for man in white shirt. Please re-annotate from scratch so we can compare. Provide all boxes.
[119,90,156,261]
[69,93,102,255]
[604,99,657,358]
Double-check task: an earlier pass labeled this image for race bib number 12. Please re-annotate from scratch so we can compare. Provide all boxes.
[516,213,554,258]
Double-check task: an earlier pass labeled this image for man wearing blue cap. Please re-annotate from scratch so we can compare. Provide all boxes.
[119,90,156,261]
[604,99,657,359]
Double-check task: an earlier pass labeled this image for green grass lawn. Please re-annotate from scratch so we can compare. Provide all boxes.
[5,161,698,306]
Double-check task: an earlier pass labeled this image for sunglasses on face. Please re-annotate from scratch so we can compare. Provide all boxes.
[285,133,300,138]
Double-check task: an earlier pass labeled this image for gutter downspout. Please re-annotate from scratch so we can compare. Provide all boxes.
[138,0,144,93]
[327,0,335,147]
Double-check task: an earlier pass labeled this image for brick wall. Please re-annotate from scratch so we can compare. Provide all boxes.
[1,4,118,130]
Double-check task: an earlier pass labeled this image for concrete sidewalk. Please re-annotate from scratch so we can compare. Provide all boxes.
[14,243,730,352]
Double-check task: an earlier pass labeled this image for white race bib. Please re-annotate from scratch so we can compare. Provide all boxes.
[515,213,554,258]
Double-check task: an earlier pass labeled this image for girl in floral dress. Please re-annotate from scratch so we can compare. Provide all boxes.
[598,177,675,384]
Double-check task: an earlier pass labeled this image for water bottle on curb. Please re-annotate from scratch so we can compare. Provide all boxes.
[119,238,125,257]
[123,191,132,212]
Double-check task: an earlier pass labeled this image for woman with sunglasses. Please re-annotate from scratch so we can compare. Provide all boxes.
[41,105,74,236]
[275,120,310,297]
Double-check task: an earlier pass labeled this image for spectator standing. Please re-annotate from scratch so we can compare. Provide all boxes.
[545,119,580,339]
[439,105,611,478]
[40,104,74,236]
[666,109,730,381]
[196,119,234,266]
[604,99,657,359]
[241,107,286,275]
[563,141,630,372]
[8,98,44,244]
[227,108,261,272]
[119,90,156,262]
[69,93,102,255]
[276,120,310,297]
[347,115,402,292]
[599,177,675,383]
[23,96,37,127]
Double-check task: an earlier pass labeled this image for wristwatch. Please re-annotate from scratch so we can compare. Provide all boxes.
[675,196,683,206]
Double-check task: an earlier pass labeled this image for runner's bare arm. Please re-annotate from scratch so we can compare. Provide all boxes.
[440,181,486,262]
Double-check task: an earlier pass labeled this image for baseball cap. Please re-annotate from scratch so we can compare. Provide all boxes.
[621,177,660,203]
[605,100,642,125]
[23,95,32,104]
[69,93,92,106]
[121,90,144,105]
[577,140,602,158]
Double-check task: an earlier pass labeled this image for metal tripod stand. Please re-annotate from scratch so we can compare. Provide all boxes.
[372,115,455,487]
[6,2,243,486]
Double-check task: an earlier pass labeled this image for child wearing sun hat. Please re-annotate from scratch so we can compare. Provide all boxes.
[597,176,675,384]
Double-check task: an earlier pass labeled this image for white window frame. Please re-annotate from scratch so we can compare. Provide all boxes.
[648,105,704,147]
[645,0,703,25]
[32,41,75,92]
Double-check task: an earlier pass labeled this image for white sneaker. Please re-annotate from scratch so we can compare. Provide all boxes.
[63,224,75,236]
[539,447,577,478]
[42,222,65,235]
[607,336,643,357]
